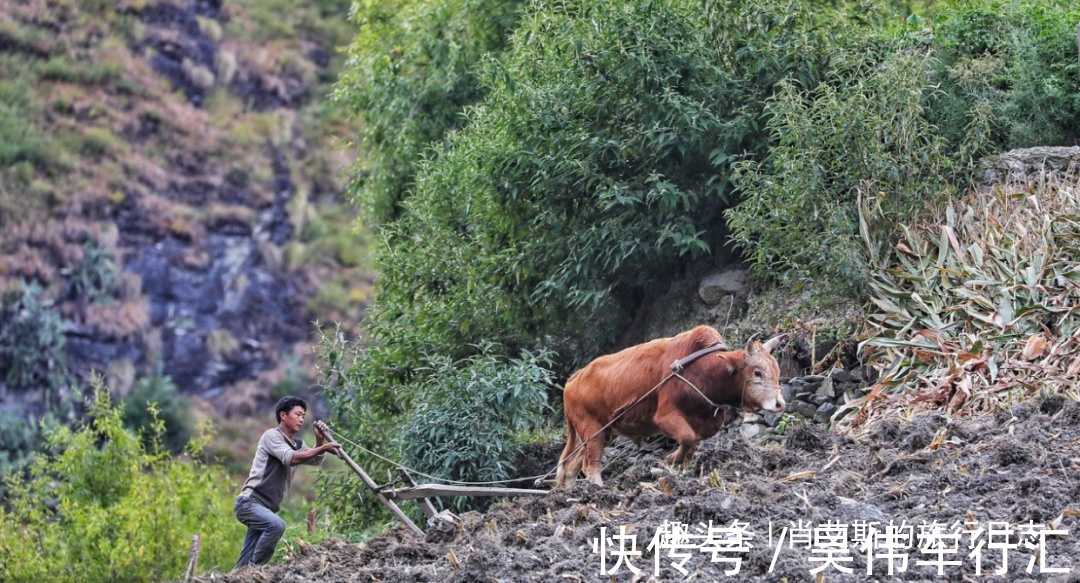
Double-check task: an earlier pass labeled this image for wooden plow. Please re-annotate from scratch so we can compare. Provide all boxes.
[317,421,549,537]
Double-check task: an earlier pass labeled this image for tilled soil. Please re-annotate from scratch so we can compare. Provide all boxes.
[200,396,1080,582]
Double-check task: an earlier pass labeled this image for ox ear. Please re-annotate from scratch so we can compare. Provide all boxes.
[762,334,786,354]
[715,353,735,374]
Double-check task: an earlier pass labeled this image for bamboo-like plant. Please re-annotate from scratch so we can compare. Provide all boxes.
[847,172,1080,430]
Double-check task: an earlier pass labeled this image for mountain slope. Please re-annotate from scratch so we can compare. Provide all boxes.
[0,0,367,423]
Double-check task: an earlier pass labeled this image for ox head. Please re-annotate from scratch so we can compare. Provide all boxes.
[736,335,785,414]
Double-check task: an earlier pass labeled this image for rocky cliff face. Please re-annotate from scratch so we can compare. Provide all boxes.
[0,0,365,418]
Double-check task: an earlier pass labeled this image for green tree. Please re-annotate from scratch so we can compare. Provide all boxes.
[0,383,239,582]
[334,0,526,224]
[121,371,193,454]
[727,45,956,292]
[927,0,1080,152]
[350,0,847,387]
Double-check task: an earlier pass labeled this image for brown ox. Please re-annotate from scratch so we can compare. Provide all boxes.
[555,325,785,487]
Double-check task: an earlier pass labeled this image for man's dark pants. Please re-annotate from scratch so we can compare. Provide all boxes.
[234,495,286,569]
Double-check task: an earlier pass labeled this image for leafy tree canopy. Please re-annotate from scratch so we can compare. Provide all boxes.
[335,0,527,224]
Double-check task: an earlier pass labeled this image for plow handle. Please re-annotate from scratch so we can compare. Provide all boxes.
[313,420,346,459]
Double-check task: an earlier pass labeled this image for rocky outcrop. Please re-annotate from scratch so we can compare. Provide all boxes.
[979,146,1080,183]
[739,366,879,439]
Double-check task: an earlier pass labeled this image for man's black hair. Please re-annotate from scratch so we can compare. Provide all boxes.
[275,396,307,423]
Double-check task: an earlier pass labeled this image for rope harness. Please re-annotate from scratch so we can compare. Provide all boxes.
[323,342,736,487]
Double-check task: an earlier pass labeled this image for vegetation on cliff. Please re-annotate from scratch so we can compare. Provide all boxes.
[0,0,367,473]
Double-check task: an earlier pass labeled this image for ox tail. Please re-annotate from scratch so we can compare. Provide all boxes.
[555,413,580,488]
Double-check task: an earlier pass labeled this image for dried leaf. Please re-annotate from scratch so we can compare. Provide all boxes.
[942,225,966,263]
[1021,334,1048,361]
[1049,508,1080,530]
[1066,355,1080,378]
[775,471,816,483]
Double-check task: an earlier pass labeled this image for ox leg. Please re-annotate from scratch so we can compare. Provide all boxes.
[556,428,584,488]
[653,413,702,468]
[581,425,607,487]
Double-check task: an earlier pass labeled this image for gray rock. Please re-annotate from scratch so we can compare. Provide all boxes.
[809,394,832,406]
[794,384,817,399]
[838,497,886,523]
[698,269,751,305]
[829,368,854,384]
[815,376,839,399]
[814,402,838,423]
[849,365,877,383]
[792,401,817,419]
[781,383,796,405]
[740,423,763,438]
[761,411,783,428]
[980,146,1080,183]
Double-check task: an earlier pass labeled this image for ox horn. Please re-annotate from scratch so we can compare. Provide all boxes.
[744,333,760,354]
[762,334,787,354]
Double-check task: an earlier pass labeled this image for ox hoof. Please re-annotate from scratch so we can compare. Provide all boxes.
[663,455,695,470]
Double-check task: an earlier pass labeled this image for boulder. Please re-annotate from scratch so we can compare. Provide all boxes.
[814,402,837,423]
[698,269,751,306]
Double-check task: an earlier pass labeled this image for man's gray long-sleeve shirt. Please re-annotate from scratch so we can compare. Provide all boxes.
[239,428,325,512]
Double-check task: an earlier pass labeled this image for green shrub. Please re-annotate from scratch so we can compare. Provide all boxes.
[928,0,1080,151]
[66,238,117,303]
[318,329,554,527]
[0,99,48,168]
[727,45,956,294]
[79,127,127,160]
[121,372,193,454]
[315,326,401,533]
[400,349,553,510]
[0,281,69,397]
[724,0,1080,297]
[0,384,239,582]
[36,57,124,86]
[0,410,59,494]
[350,0,849,389]
[334,0,526,224]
